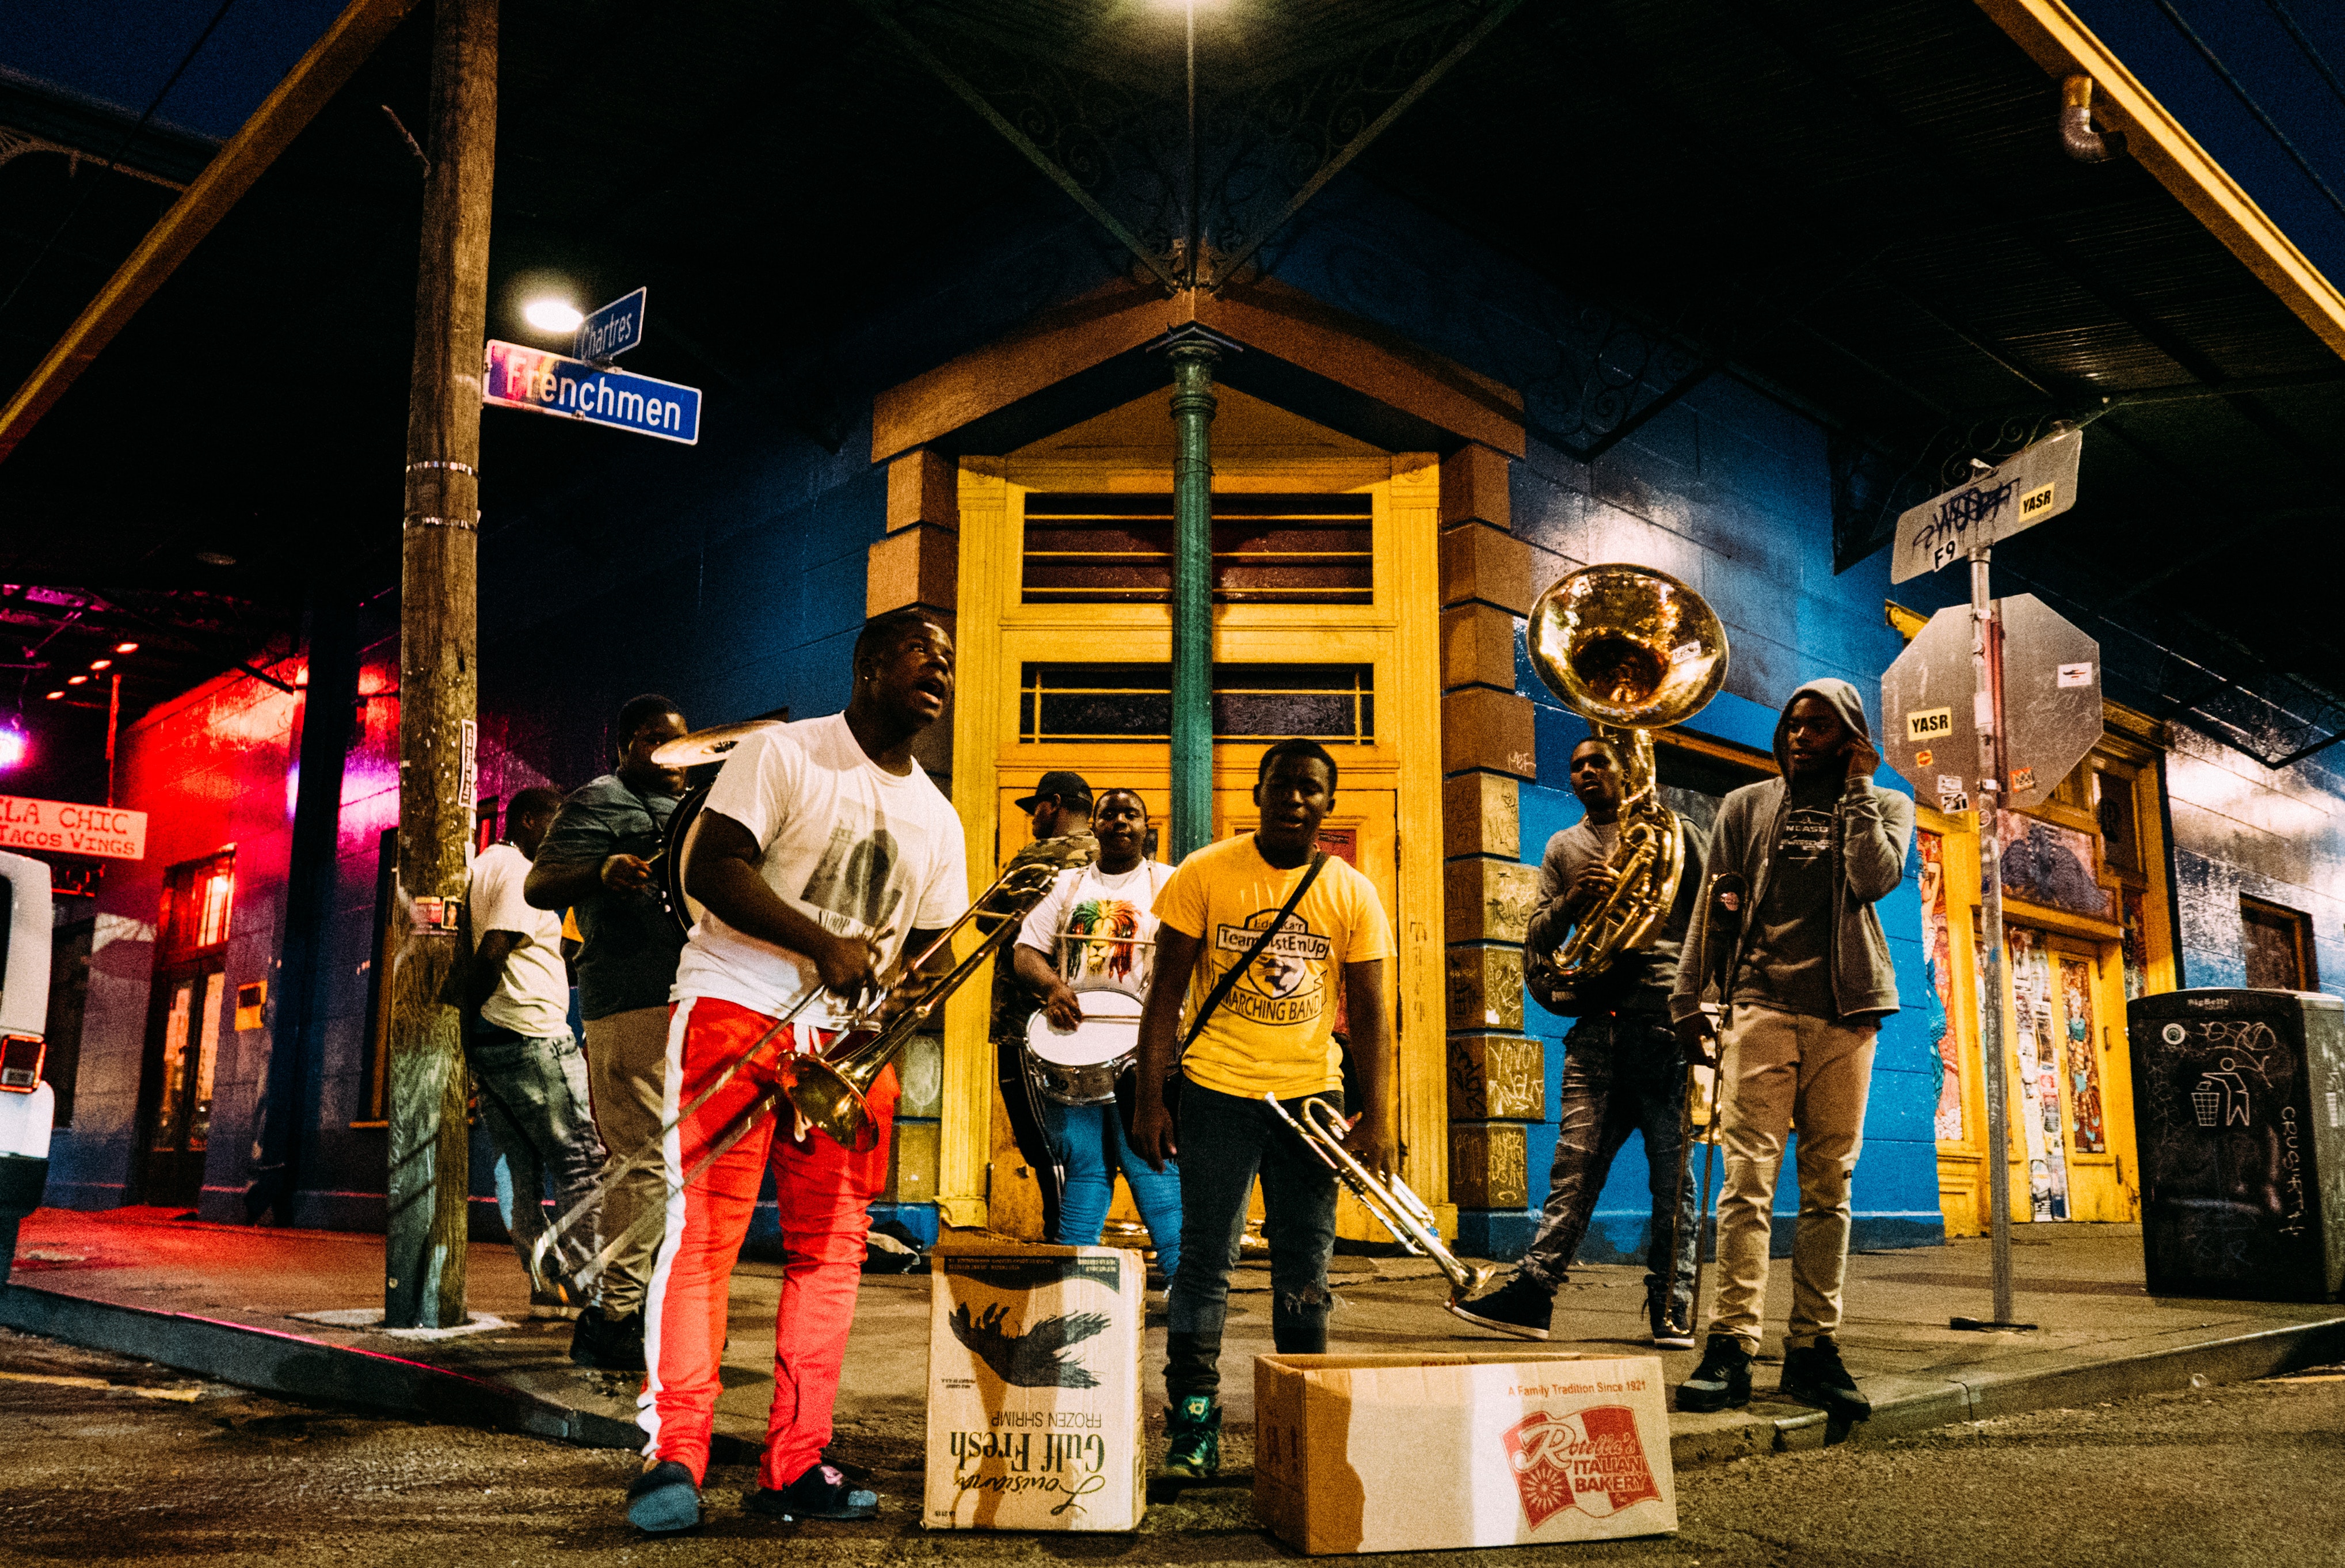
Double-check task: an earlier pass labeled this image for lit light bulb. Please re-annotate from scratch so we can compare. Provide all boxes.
[44,690,63,701]
[115,641,139,654]
[67,674,87,686]
[523,298,583,334]
[90,658,112,671]
[0,727,24,768]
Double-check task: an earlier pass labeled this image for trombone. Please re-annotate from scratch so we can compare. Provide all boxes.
[524,834,1095,1300]
[1262,1093,1497,1307]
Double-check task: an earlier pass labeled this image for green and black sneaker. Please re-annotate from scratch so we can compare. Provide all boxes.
[1162,1394,1222,1479]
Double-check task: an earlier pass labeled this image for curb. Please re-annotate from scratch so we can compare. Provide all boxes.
[1668,1314,2345,1468]
[0,1282,641,1449]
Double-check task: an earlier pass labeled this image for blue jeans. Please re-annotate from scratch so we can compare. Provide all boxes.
[1042,1098,1183,1281]
[1517,1013,1696,1326]
[468,1025,606,1288]
[1164,1080,1342,1401]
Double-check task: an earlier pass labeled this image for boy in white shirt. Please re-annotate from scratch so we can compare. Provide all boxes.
[625,611,966,1534]
[465,786,604,1318]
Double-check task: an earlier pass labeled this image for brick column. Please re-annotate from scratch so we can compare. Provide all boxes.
[1436,444,1544,1250]
[869,447,959,1217]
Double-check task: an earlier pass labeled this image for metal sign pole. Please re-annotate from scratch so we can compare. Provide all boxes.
[1970,546,2017,1327]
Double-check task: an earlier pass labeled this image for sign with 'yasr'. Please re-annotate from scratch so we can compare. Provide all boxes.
[0,794,147,861]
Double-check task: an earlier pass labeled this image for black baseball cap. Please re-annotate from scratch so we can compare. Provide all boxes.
[1014,770,1093,812]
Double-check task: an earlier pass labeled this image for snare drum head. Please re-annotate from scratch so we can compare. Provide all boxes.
[660,784,712,938]
[1025,989,1142,1065]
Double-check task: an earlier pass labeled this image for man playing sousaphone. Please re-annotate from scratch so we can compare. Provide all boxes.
[1010,787,1182,1285]
[1448,735,1709,1347]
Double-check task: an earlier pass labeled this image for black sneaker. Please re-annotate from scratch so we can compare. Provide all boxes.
[1780,1335,1871,1421]
[1675,1334,1753,1412]
[1444,1274,1553,1340]
[625,1460,700,1534]
[745,1461,880,1521]
[570,1305,646,1372]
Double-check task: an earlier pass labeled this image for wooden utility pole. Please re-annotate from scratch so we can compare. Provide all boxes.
[386,0,495,1330]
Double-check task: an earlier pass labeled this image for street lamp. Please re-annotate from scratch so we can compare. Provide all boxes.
[523,297,583,334]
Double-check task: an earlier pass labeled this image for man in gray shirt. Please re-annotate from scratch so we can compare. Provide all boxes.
[1449,734,1708,1348]
[525,692,690,1371]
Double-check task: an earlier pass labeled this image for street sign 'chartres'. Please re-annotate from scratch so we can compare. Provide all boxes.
[574,287,646,362]
[1890,428,2083,584]
[482,340,700,444]
[0,794,146,861]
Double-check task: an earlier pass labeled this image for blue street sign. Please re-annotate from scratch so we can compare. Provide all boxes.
[574,286,646,361]
[484,340,701,444]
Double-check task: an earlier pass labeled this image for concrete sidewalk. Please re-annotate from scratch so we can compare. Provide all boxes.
[6,1206,2340,1481]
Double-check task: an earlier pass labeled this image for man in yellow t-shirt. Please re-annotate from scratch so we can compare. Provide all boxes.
[1130,738,1397,1479]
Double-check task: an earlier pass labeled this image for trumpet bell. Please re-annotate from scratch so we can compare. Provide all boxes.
[1527,564,1728,729]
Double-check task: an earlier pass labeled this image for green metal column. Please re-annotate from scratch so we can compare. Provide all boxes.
[1168,339,1219,859]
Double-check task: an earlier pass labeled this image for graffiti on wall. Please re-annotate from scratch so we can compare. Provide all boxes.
[2009,927,2070,1220]
[1918,831,1964,1141]
[1997,811,2115,920]
[2058,955,2107,1155]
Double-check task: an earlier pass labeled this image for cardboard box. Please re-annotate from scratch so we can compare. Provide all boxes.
[1255,1353,1677,1554]
[923,1243,1145,1532]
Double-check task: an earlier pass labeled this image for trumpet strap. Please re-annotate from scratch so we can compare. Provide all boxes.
[1178,850,1328,1057]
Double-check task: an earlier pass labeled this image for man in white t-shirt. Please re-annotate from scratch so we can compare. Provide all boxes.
[465,786,606,1318]
[624,609,968,1535]
[1010,787,1182,1281]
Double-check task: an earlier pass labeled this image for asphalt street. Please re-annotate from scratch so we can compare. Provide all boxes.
[1,1326,2338,1567]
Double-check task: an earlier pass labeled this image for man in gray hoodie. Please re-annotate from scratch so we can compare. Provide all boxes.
[1668,679,1913,1421]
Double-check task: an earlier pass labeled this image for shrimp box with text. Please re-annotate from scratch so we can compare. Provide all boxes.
[1254,1352,1677,1554]
[923,1242,1145,1532]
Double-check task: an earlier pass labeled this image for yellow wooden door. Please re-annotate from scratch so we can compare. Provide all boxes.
[2005,927,2137,1222]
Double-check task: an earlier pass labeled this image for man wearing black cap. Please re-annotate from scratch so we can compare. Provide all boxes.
[987,771,1096,1235]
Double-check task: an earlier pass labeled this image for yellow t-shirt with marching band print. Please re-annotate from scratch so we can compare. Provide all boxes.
[1153,834,1396,1101]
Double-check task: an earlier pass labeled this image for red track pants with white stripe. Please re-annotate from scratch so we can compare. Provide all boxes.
[639,994,897,1489]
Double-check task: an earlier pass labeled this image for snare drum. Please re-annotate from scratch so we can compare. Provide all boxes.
[1023,991,1142,1106]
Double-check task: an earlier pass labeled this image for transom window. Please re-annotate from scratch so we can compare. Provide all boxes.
[1021,493,1372,605]
[1018,663,1374,744]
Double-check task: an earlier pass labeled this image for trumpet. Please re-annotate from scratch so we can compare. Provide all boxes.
[524,834,1095,1298]
[1262,1093,1497,1306]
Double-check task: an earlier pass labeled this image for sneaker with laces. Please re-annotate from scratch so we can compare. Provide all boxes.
[745,1461,880,1521]
[1161,1394,1221,1478]
[1444,1273,1553,1340]
[625,1459,700,1534]
[1675,1334,1753,1412]
[1779,1335,1871,1420]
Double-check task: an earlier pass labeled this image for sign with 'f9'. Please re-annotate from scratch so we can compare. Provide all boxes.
[1,794,146,860]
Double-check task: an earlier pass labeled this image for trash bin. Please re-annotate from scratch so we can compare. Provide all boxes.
[2127,988,2345,1302]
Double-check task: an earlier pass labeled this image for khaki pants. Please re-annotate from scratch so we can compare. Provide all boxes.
[1707,1003,1876,1353]
[583,1004,673,1318]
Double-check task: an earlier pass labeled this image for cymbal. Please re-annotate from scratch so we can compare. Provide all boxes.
[650,718,786,768]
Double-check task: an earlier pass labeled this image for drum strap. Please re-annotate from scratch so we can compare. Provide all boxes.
[1179,850,1328,1055]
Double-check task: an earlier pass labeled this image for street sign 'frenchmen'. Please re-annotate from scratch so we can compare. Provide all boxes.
[574,287,645,362]
[1890,428,2083,584]
[0,795,146,861]
[483,340,701,444]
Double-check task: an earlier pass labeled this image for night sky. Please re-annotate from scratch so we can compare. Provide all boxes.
[0,0,345,142]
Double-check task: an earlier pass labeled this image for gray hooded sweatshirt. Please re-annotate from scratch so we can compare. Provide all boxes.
[1668,678,1914,1025]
